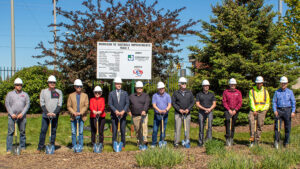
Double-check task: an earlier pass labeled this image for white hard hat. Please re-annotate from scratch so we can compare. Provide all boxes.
[178,77,187,83]
[255,76,264,83]
[135,81,143,88]
[47,75,57,82]
[280,76,288,83]
[94,86,102,92]
[14,78,23,85]
[202,80,210,86]
[229,78,237,85]
[157,82,165,89]
[74,79,83,86]
[113,77,122,83]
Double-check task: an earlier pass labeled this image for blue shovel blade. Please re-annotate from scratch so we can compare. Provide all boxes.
[93,143,103,153]
[139,144,148,151]
[46,144,55,154]
[159,141,167,148]
[113,141,123,152]
[74,144,83,153]
[182,140,190,148]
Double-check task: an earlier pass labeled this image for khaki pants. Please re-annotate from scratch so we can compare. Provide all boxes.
[132,115,148,143]
[174,113,191,144]
[248,110,267,141]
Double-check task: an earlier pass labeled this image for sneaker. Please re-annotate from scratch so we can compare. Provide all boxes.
[174,144,179,148]
[230,138,234,146]
[150,145,156,148]
[122,147,125,151]
[6,151,12,155]
[249,142,254,147]
[198,143,203,147]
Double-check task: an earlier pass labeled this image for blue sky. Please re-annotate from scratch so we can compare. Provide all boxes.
[0,0,287,74]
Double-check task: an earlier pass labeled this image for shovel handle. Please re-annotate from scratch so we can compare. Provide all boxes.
[230,118,232,131]
[118,118,120,132]
[77,120,79,137]
[184,116,186,132]
[278,119,280,132]
[161,116,164,135]
[49,119,52,137]
[206,117,209,130]
[14,121,17,137]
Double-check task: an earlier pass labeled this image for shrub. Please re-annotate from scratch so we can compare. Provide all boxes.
[209,151,255,169]
[0,66,66,114]
[205,139,225,155]
[135,147,185,169]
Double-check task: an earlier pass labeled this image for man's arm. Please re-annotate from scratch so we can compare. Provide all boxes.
[20,93,30,115]
[5,92,14,116]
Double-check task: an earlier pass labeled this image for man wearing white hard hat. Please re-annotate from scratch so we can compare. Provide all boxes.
[128,81,150,146]
[151,82,172,147]
[37,75,63,152]
[67,79,89,149]
[108,77,129,150]
[195,79,216,146]
[89,86,106,147]
[248,76,270,147]
[272,76,296,148]
[222,78,242,146]
[5,78,30,154]
[172,77,195,148]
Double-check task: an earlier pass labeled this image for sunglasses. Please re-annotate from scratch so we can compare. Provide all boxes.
[75,86,82,88]
[94,92,102,95]
[136,87,143,89]
[15,84,22,87]
[48,82,56,84]
[180,83,187,85]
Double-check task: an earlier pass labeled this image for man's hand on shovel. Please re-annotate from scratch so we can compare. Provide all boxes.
[11,114,17,119]
[17,113,23,119]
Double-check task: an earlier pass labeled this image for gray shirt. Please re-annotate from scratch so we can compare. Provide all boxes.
[5,90,30,116]
[40,88,63,117]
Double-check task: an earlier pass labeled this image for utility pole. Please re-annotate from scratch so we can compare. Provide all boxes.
[278,0,282,21]
[53,0,57,71]
[11,0,16,75]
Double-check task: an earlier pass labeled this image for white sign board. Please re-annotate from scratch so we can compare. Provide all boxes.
[97,42,152,80]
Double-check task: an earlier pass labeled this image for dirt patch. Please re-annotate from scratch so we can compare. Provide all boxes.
[0,147,210,169]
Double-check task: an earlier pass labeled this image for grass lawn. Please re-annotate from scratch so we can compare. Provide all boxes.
[0,108,296,155]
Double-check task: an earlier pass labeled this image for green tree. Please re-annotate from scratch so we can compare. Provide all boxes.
[188,0,300,125]
[0,66,67,114]
[278,0,300,63]
[34,0,197,85]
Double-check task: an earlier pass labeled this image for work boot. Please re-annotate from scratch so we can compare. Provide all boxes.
[274,141,279,149]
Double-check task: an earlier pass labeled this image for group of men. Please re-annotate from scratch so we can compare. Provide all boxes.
[5,74,296,154]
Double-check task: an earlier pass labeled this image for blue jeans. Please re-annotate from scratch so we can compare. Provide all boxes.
[71,116,84,148]
[152,113,168,146]
[38,116,59,150]
[6,116,26,152]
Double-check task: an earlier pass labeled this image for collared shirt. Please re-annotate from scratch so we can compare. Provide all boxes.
[172,89,195,114]
[152,92,171,114]
[222,89,242,111]
[129,92,150,116]
[5,90,30,116]
[272,88,296,112]
[196,91,216,109]
[76,93,81,112]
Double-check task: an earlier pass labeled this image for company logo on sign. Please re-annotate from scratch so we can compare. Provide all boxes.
[128,55,134,61]
[133,69,143,77]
